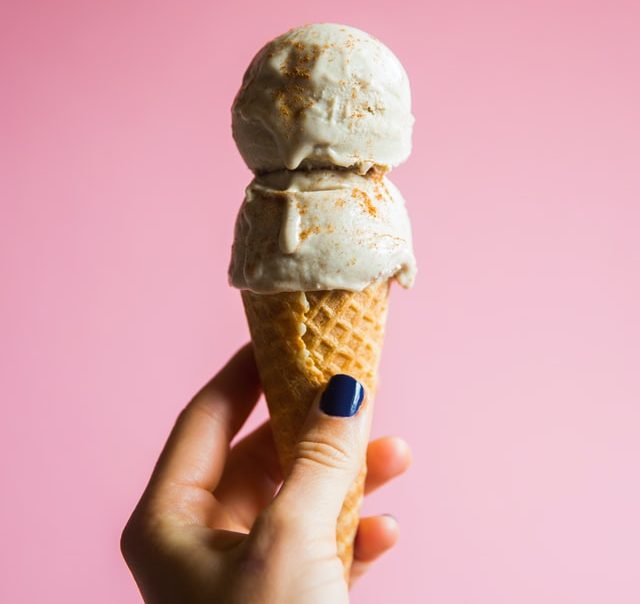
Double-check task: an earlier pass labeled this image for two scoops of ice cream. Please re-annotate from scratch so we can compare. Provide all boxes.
[227,23,416,575]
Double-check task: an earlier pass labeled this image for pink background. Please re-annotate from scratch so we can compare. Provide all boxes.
[2,1,639,602]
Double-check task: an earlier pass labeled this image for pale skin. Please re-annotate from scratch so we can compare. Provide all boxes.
[121,344,412,603]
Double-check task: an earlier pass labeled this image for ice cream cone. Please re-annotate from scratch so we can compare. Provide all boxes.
[228,22,416,585]
[241,279,390,576]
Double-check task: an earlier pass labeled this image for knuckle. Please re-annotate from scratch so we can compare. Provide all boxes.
[253,505,308,546]
[119,524,133,560]
[120,509,166,563]
[294,437,354,472]
[182,396,231,437]
[255,506,296,537]
[120,516,142,562]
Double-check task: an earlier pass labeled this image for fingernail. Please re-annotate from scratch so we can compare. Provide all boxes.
[382,513,398,524]
[320,374,365,417]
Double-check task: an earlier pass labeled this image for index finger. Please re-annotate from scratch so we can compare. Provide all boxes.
[148,344,262,496]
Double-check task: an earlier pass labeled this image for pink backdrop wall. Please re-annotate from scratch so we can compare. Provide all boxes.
[2,1,639,602]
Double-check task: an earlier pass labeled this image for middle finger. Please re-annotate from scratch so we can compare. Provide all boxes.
[364,436,412,495]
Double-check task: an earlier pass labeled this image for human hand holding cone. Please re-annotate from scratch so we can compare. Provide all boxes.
[228,24,416,577]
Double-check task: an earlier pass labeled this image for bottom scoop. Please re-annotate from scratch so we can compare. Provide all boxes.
[229,169,416,293]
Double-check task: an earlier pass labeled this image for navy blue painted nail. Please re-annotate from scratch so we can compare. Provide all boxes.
[320,375,365,417]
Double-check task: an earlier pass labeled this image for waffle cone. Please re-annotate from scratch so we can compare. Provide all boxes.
[241,279,390,576]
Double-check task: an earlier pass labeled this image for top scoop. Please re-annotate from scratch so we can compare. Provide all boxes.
[232,23,414,174]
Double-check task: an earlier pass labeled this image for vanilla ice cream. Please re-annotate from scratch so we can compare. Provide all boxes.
[229,170,415,293]
[232,23,414,174]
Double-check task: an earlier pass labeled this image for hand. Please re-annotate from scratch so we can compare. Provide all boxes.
[121,345,411,603]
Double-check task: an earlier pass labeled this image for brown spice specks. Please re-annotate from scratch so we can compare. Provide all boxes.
[299,225,321,241]
[271,41,327,125]
[351,188,378,217]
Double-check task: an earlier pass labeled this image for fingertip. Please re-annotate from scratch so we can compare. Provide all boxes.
[224,343,260,383]
[354,514,400,563]
[390,437,413,472]
[379,513,400,547]
[367,436,412,477]
[198,343,261,406]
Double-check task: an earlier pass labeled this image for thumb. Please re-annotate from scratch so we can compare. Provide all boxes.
[271,374,371,530]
